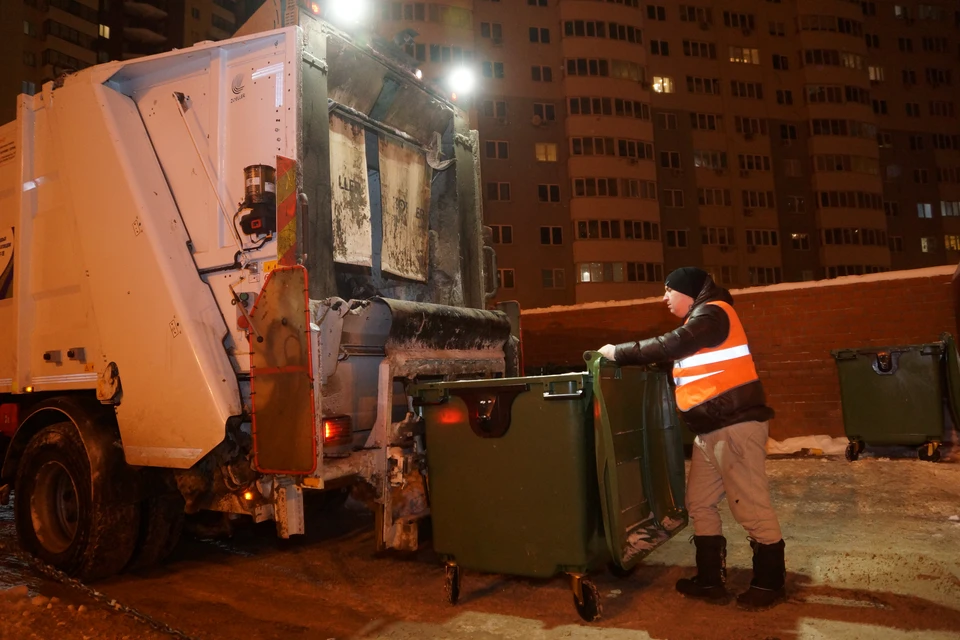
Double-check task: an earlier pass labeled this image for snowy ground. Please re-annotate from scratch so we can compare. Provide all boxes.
[0,451,958,640]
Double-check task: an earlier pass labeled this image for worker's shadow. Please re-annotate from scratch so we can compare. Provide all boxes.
[592,565,960,639]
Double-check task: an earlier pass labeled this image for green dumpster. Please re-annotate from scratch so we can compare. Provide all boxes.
[412,352,687,622]
[831,336,955,462]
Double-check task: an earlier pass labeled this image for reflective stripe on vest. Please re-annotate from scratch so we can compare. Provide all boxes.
[672,301,759,412]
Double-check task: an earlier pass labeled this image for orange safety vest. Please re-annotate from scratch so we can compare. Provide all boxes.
[672,301,759,412]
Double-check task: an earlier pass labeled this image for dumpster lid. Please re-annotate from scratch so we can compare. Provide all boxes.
[831,342,943,359]
[586,352,686,572]
[410,371,589,401]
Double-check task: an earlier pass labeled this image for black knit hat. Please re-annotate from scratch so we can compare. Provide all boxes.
[665,267,708,299]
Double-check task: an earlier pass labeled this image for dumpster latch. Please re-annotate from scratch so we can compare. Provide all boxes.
[449,385,526,439]
[872,351,900,375]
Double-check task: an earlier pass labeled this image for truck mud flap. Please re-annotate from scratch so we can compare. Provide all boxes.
[249,266,317,474]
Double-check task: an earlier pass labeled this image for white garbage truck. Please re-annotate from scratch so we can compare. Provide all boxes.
[0,2,514,579]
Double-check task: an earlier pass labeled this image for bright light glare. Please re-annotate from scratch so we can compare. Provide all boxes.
[448,67,475,95]
[415,68,423,79]
[329,0,367,24]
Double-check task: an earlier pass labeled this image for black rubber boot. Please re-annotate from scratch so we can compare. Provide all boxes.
[737,539,786,610]
[675,535,730,604]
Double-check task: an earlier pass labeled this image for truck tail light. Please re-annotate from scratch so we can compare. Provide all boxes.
[322,416,352,446]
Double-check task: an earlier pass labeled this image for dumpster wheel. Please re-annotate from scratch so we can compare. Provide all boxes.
[444,563,461,605]
[918,442,941,463]
[844,441,864,462]
[570,574,602,622]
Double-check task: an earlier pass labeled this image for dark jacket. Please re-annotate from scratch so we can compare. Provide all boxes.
[613,277,774,434]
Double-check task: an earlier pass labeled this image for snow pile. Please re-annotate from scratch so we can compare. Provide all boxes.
[765,435,849,456]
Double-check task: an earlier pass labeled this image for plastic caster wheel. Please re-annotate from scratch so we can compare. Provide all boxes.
[444,563,461,605]
[918,443,941,463]
[608,561,637,579]
[571,576,602,622]
[844,442,860,462]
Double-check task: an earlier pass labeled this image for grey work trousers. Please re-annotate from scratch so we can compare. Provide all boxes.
[687,420,783,545]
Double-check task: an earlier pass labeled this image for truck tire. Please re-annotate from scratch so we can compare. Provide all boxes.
[14,422,140,580]
[126,493,185,571]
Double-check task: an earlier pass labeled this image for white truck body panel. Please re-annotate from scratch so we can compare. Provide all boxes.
[0,30,304,468]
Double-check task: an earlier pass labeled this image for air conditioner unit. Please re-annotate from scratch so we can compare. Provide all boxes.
[739,169,750,177]
[640,80,651,89]
[699,21,710,30]
[492,37,503,45]
[627,157,639,165]
[743,208,754,215]
[747,245,758,253]
[742,26,753,36]
[531,114,543,126]
[497,117,508,125]
[743,131,754,141]
[672,169,683,177]
[719,245,730,252]
[714,168,726,176]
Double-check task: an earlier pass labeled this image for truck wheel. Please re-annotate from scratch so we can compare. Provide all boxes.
[126,493,185,571]
[14,422,139,580]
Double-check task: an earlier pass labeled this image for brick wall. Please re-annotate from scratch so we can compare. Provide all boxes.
[520,266,959,439]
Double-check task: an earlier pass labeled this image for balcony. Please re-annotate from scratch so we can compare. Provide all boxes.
[124,26,167,45]
[124,0,168,20]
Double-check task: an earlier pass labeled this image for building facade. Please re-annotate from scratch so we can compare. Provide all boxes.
[4,0,958,309]
[1,0,246,125]
[375,0,960,309]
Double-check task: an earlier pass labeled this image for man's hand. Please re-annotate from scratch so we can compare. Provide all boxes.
[598,344,617,361]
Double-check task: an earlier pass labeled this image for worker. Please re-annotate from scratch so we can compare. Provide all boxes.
[597,267,785,610]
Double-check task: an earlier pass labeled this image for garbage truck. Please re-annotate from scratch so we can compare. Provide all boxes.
[0,2,515,579]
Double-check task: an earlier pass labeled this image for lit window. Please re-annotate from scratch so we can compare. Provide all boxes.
[99,24,110,39]
[652,76,674,93]
[535,143,557,162]
[729,46,760,64]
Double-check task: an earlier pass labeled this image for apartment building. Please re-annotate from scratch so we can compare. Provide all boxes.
[375,0,960,309]
[100,0,242,60]
[1,0,101,124]
[1,0,245,125]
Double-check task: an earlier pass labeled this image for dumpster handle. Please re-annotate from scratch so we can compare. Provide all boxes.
[543,390,584,400]
[872,351,899,376]
[448,385,526,438]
